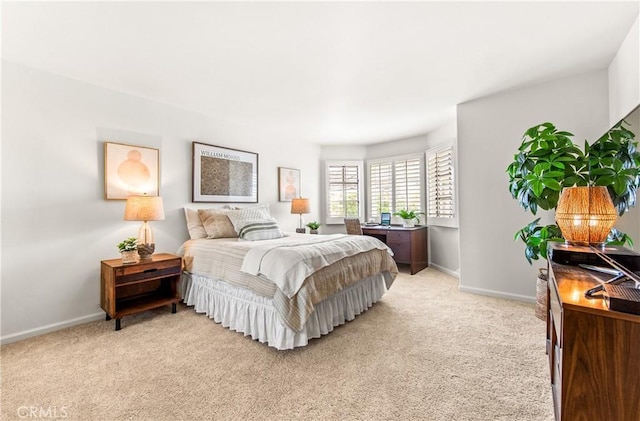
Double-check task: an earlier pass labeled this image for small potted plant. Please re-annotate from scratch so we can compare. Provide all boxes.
[306,221,321,234]
[393,209,425,227]
[117,237,139,264]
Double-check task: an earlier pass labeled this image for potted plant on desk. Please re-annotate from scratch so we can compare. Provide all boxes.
[393,209,425,227]
[507,121,638,320]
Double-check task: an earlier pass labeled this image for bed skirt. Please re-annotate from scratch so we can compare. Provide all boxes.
[180,272,389,350]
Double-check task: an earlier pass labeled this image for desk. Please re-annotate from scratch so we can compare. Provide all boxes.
[362,225,428,275]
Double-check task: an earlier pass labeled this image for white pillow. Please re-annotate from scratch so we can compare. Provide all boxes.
[235,217,284,241]
[226,203,271,232]
[184,208,208,240]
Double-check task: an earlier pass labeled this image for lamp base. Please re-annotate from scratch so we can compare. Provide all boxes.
[137,243,155,260]
[295,228,306,234]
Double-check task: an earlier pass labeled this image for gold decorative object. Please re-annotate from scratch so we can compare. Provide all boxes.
[555,186,617,245]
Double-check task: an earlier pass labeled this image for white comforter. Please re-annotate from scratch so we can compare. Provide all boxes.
[178,232,398,331]
[240,234,392,298]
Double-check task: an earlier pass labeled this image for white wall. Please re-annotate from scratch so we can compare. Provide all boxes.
[457,70,611,301]
[609,15,639,126]
[1,61,321,343]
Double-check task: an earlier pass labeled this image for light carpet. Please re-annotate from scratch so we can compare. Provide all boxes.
[1,268,553,421]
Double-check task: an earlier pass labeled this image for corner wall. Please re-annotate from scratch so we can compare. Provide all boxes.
[609,15,639,126]
[1,61,321,343]
[457,70,610,301]
[319,120,460,276]
[366,122,459,276]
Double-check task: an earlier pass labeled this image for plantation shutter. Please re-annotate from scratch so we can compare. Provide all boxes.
[369,161,393,220]
[394,158,422,212]
[367,155,424,222]
[427,146,455,219]
[327,163,361,221]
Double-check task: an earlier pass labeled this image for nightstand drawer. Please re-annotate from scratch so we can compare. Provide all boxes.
[115,265,181,285]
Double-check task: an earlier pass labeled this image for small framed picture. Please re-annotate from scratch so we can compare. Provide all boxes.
[278,167,300,202]
[104,142,159,200]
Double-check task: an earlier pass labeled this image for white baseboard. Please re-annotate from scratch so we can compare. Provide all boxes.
[458,285,536,304]
[1,312,104,345]
[428,263,459,279]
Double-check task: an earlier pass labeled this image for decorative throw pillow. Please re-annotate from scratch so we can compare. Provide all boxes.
[198,208,238,239]
[184,208,208,240]
[235,217,284,241]
[226,203,271,232]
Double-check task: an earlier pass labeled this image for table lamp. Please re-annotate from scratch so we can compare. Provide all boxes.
[124,195,165,259]
[291,197,310,233]
[555,186,617,245]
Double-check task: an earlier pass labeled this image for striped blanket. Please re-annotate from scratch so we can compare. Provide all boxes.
[177,233,398,331]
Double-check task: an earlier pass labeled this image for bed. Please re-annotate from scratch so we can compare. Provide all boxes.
[177,206,398,350]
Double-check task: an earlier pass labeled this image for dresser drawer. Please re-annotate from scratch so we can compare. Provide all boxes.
[386,231,409,242]
[387,241,410,262]
[549,278,562,342]
[114,259,181,285]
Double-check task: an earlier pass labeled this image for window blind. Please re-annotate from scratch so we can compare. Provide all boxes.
[395,158,422,212]
[327,163,361,220]
[368,155,424,221]
[369,161,393,219]
[427,146,455,219]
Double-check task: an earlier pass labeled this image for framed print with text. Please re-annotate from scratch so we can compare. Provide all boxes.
[192,142,258,203]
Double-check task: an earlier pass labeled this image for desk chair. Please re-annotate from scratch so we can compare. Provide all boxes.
[344,217,363,235]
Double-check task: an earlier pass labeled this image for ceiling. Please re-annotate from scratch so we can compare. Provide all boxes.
[2,1,638,145]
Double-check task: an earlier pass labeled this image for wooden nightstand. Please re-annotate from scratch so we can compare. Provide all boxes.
[100,253,182,331]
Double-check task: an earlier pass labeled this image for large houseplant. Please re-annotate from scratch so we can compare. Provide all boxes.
[507,120,639,318]
[508,120,638,261]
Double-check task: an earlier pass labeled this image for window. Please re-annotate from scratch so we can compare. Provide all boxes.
[369,161,392,219]
[394,158,422,213]
[367,155,424,221]
[325,160,364,224]
[426,144,456,226]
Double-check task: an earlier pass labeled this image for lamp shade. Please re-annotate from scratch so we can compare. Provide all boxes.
[555,186,617,245]
[291,198,310,214]
[124,196,165,221]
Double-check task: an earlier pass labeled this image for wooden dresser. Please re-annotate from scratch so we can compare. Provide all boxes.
[101,253,182,330]
[547,244,640,421]
[361,225,428,274]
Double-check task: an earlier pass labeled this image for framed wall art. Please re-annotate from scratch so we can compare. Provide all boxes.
[278,167,300,202]
[104,142,159,200]
[192,142,259,203]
